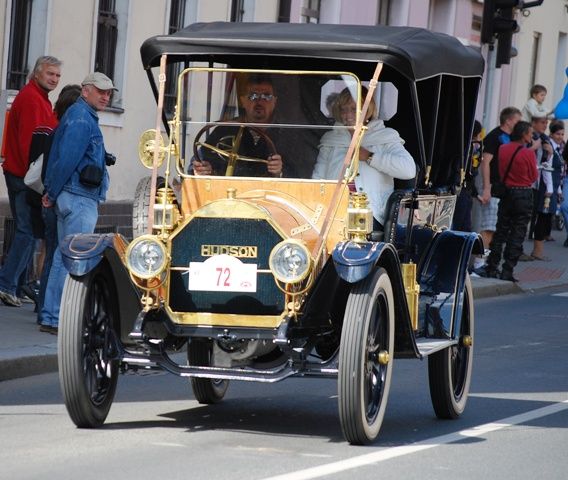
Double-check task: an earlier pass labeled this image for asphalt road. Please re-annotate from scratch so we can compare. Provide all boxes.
[1,288,567,480]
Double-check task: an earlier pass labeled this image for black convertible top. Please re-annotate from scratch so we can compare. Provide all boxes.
[141,22,484,81]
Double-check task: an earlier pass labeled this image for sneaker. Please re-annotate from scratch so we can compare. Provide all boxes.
[0,289,22,307]
[18,294,35,304]
[473,257,486,269]
[474,265,499,279]
[19,284,38,303]
[500,271,519,283]
[39,324,58,335]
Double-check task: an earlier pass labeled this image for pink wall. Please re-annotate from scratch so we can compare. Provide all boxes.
[339,2,378,25]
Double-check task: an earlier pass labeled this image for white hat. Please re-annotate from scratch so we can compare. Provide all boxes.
[82,72,118,91]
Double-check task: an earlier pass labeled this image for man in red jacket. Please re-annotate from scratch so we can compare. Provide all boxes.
[0,56,61,307]
[480,121,539,282]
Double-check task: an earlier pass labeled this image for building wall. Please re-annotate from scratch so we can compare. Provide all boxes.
[512,0,568,120]
[0,0,567,248]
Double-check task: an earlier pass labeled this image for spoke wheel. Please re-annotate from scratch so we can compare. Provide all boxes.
[428,274,474,419]
[58,264,120,427]
[188,339,229,404]
[338,267,394,445]
[193,124,276,176]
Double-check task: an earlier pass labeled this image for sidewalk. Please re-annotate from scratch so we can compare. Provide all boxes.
[1,228,567,382]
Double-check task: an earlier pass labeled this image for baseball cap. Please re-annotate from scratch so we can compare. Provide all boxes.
[82,72,118,91]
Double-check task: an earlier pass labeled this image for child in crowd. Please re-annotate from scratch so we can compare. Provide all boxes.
[521,84,551,122]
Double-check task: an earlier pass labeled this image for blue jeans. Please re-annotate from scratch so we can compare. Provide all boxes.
[0,172,36,295]
[561,177,568,236]
[36,206,58,323]
[40,191,98,327]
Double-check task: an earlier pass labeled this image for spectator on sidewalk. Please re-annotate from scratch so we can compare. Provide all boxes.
[479,121,538,282]
[454,120,483,232]
[561,134,568,247]
[546,120,565,242]
[525,114,553,242]
[477,107,522,258]
[27,84,82,325]
[521,84,551,122]
[524,119,562,261]
[39,72,116,334]
[0,56,62,307]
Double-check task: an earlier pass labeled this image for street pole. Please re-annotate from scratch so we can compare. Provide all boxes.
[482,44,496,129]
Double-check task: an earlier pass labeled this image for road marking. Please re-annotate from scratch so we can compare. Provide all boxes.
[552,292,568,297]
[261,399,568,480]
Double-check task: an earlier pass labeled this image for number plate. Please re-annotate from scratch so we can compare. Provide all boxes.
[187,254,257,292]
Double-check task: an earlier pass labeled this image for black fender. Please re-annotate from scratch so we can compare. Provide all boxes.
[332,240,390,283]
[60,233,142,345]
[332,240,419,358]
[417,229,482,340]
[60,233,116,276]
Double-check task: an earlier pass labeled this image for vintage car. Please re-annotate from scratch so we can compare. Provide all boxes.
[57,22,484,445]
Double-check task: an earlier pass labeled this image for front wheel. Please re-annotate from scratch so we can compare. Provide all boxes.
[338,267,395,445]
[188,339,229,404]
[428,274,474,418]
[58,264,120,427]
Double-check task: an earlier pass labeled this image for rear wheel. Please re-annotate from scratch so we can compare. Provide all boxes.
[132,175,165,238]
[188,339,229,404]
[58,264,120,427]
[428,274,474,418]
[338,267,394,445]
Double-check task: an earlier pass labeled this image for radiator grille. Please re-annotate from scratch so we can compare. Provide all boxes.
[169,217,284,314]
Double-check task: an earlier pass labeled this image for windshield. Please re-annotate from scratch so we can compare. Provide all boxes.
[173,68,396,181]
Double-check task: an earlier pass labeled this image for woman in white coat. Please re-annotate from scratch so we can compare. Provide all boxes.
[313,87,416,229]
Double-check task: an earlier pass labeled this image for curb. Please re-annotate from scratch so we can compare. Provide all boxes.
[470,277,522,299]
[0,354,58,382]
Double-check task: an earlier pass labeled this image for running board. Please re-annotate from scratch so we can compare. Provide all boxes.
[415,338,458,357]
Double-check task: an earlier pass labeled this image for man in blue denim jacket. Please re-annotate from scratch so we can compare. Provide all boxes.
[39,72,116,334]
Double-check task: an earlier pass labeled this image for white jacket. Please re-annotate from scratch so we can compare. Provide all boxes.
[312,119,416,225]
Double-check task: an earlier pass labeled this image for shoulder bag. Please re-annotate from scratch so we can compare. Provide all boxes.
[490,145,523,199]
[24,153,45,194]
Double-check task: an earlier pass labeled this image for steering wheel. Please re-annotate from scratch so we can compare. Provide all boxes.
[193,124,276,176]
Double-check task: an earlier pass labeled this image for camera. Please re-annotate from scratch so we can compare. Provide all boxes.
[105,152,117,166]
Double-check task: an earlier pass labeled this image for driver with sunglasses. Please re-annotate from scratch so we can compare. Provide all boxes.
[192,74,283,177]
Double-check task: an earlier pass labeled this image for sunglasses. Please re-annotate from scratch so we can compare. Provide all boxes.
[246,93,275,102]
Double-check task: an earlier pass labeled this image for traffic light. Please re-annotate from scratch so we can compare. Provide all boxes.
[494,6,519,67]
[481,1,521,67]
[481,1,544,68]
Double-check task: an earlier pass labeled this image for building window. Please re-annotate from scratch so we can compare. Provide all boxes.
[95,0,118,83]
[94,0,128,109]
[554,32,567,104]
[278,0,291,22]
[231,0,245,22]
[6,0,33,90]
[377,0,391,25]
[301,0,321,23]
[471,14,482,35]
[529,32,541,88]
